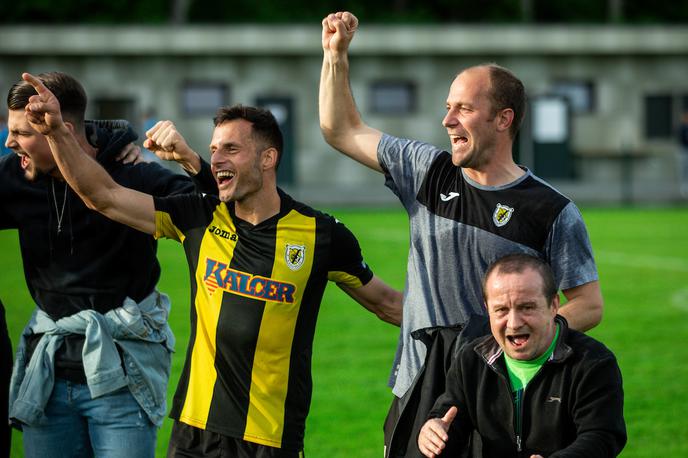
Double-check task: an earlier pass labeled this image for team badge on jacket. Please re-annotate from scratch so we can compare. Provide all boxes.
[285,243,306,270]
[493,203,514,227]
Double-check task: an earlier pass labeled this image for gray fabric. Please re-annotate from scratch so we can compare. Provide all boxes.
[378,134,598,397]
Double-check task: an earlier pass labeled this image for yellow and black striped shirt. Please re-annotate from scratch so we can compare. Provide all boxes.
[153,190,373,450]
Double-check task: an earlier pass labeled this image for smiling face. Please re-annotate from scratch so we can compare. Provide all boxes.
[442,67,501,169]
[210,119,266,203]
[485,266,559,361]
[5,109,59,181]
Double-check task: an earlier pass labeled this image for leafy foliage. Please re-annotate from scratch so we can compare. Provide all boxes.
[2,0,687,24]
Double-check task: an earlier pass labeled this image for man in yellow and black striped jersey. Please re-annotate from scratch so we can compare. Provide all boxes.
[21,72,403,458]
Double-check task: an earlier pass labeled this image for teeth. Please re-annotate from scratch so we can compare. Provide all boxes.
[216,171,235,179]
[508,335,528,346]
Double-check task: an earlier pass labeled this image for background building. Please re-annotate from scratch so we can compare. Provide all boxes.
[1,23,687,203]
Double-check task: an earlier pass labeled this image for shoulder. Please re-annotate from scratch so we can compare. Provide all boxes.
[517,171,572,209]
[283,192,339,228]
[566,329,618,365]
[378,134,446,166]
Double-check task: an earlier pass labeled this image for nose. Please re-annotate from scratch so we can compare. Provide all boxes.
[210,151,222,167]
[506,309,524,330]
[442,108,458,128]
[5,131,15,149]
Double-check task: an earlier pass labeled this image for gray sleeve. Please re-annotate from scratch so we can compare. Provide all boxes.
[545,202,599,291]
[377,133,443,208]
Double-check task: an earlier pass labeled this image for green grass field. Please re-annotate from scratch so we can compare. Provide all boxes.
[1,206,687,457]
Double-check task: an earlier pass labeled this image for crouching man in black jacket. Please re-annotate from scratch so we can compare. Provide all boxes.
[418,254,626,458]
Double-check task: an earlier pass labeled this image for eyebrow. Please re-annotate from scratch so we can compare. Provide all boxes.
[210,141,241,151]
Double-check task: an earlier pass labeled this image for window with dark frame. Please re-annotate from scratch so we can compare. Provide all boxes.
[369,81,417,115]
[182,82,229,116]
[550,80,596,114]
[644,94,673,139]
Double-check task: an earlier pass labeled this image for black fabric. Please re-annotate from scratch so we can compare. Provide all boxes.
[415,154,570,252]
[384,314,490,458]
[168,421,304,458]
[428,316,627,457]
[0,120,216,382]
[0,300,11,458]
[189,156,220,195]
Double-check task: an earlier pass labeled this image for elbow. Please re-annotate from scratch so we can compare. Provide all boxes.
[87,198,109,214]
[572,297,604,332]
[320,124,340,148]
[588,298,604,329]
[79,188,115,216]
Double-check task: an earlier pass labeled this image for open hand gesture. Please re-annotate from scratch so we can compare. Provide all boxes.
[418,406,458,458]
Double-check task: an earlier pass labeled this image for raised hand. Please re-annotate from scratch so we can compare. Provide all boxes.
[321,11,359,55]
[144,120,193,163]
[418,406,458,458]
[22,73,66,136]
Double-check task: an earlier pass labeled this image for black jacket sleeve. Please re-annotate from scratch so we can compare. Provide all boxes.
[188,156,218,195]
[550,356,627,458]
[426,343,475,453]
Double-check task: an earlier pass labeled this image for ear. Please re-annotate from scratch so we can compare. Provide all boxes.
[63,121,76,135]
[261,147,278,171]
[551,293,561,316]
[495,108,514,134]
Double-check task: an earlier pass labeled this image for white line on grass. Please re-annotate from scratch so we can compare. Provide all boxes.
[597,251,688,273]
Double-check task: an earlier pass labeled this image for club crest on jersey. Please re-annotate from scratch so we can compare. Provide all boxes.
[493,203,514,227]
[285,243,306,271]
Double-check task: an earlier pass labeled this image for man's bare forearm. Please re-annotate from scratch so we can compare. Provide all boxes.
[47,125,117,211]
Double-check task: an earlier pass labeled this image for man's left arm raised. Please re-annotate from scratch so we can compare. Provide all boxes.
[22,72,156,235]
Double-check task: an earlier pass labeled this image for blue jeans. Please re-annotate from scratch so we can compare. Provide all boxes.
[22,379,157,458]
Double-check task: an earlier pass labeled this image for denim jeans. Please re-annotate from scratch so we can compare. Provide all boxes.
[22,379,157,458]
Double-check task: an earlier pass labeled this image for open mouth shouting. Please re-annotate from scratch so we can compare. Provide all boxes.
[215,170,235,187]
[506,333,530,349]
[449,134,469,146]
[16,152,31,170]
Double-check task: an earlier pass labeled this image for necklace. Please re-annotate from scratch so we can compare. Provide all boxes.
[51,179,68,234]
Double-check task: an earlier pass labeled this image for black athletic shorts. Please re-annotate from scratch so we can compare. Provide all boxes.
[167,421,304,458]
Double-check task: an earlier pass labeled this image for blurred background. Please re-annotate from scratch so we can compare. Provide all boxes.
[2,0,688,205]
[2,1,688,457]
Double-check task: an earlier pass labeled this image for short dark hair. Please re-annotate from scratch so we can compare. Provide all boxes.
[482,253,557,305]
[7,72,87,130]
[480,63,527,140]
[213,104,284,169]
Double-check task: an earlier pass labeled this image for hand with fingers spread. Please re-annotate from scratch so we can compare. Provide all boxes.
[144,120,201,174]
[418,406,458,457]
[21,72,67,136]
[322,11,359,56]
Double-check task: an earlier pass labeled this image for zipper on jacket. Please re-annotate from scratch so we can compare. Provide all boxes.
[487,358,522,454]
[514,387,524,452]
